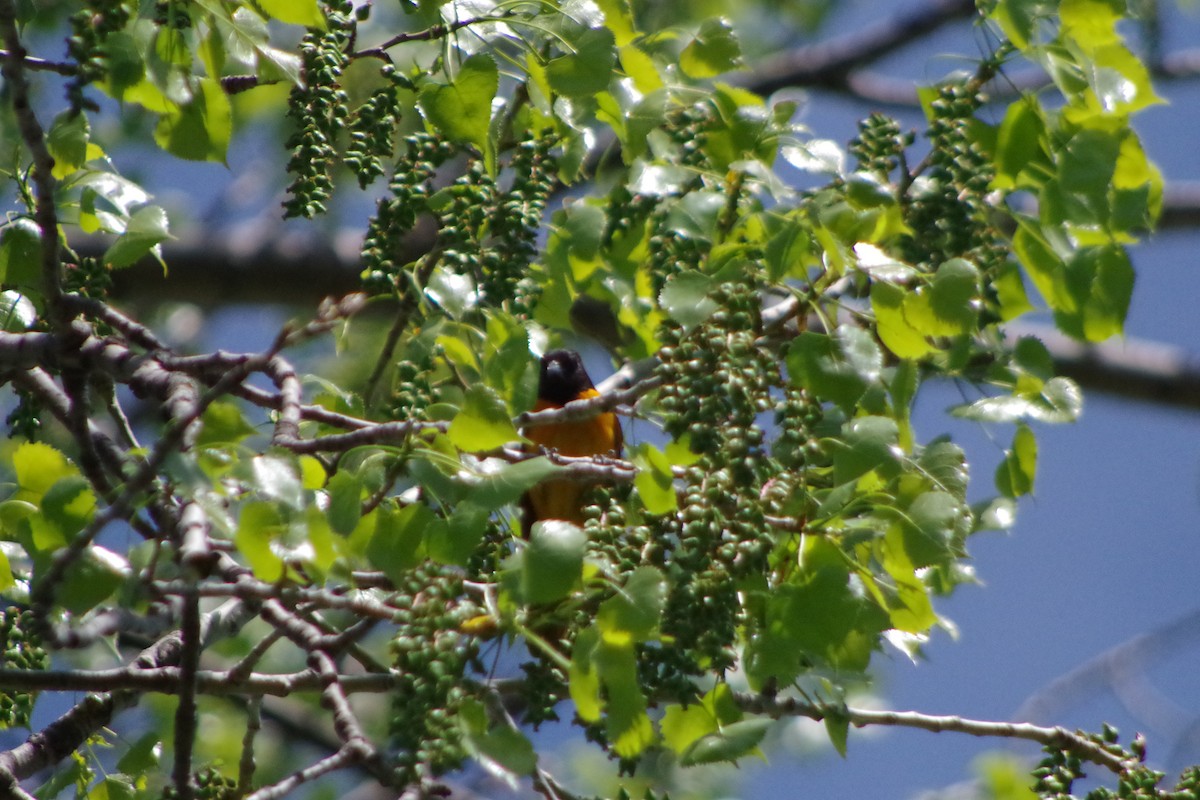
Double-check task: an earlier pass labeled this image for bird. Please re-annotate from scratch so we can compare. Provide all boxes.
[520,349,623,536]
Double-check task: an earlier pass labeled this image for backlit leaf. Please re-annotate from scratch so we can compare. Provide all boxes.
[680,18,743,78]
[258,0,325,27]
[448,384,519,451]
[547,27,616,98]
[521,520,586,604]
[153,78,232,162]
[419,54,498,153]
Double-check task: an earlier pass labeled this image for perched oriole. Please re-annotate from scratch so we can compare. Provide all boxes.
[521,349,623,535]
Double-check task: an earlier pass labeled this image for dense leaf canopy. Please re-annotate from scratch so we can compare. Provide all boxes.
[0,1,1188,799]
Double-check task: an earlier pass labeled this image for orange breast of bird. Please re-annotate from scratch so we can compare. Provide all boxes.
[522,388,623,531]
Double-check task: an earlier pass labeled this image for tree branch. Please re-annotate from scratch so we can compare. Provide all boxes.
[735,692,1136,775]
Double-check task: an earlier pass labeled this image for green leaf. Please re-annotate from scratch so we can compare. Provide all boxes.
[663,684,743,754]
[786,330,870,410]
[0,549,13,592]
[235,502,286,582]
[904,258,980,337]
[0,218,42,290]
[0,500,36,542]
[258,0,325,27]
[325,471,363,536]
[1059,0,1120,51]
[679,718,771,766]
[56,546,128,616]
[899,490,963,568]
[12,442,78,503]
[1066,245,1134,342]
[749,540,888,677]
[462,456,562,511]
[103,204,171,268]
[94,775,136,800]
[570,627,604,722]
[996,423,1037,498]
[419,54,498,153]
[547,27,616,98]
[458,698,537,778]
[34,758,86,800]
[993,97,1049,190]
[664,191,726,240]
[661,704,719,755]
[250,455,303,510]
[47,111,90,179]
[870,282,934,359]
[1088,42,1162,114]
[632,443,677,515]
[975,496,1018,531]
[425,268,477,319]
[680,18,743,79]
[197,400,257,446]
[975,753,1040,800]
[594,639,655,757]
[597,565,666,643]
[595,0,637,45]
[989,0,1051,49]
[447,384,519,451]
[825,713,850,758]
[367,503,435,582]
[427,502,487,567]
[153,78,232,162]
[659,271,717,330]
[97,31,146,100]
[952,376,1083,424]
[520,520,586,604]
[832,416,901,485]
[918,439,968,497]
[994,260,1034,321]
[40,477,96,541]
[116,733,161,775]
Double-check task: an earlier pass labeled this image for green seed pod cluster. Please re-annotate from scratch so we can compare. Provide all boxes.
[637,637,705,706]
[483,132,559,313]
[282,0,354,219]
[390,350,437,421]
[584,487,654,573]
[63,256,112,299]
[772,386,823,472]
[652,279,781,675]
[646,230,707,297]
[849,113,912,180]
[1169,767,1200,800]
[1117,766,1168,799]
[360,133,456,296]
[663,103,714,172]
[656,281,773,459]
[389,562,481,783]
[602,185,658,250]
[65,0,135,112]
[517,658,566,728]
[465,519,510,582]
[345,67,408,190]
[435,158,497,289]
[0,608,48,729]
[900,82,998,272]
[159,767,238,800]
[1031,745,1084,798]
